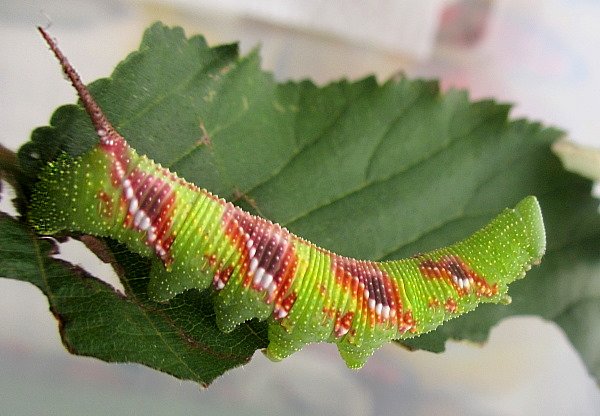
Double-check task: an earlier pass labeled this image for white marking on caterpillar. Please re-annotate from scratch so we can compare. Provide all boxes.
[253,267,265,286]
[249,257,259,274]
[129,198,139,215]
[140,216,151,231]
[133,210,144,228]
[260,272,273,289]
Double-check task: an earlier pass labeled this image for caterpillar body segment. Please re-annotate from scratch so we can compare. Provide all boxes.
[29,27,546,369]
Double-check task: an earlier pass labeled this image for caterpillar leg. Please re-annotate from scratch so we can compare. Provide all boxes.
[264,322,390,369]
[147,259,212,302]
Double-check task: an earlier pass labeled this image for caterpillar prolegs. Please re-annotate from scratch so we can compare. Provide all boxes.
[30,28,546,369]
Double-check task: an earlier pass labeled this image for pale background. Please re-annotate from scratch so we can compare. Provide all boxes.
[1,1,599,415]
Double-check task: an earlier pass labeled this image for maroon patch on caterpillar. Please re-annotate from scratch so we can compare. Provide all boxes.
[222,204,299,311]
[419,254,498,297]
[120,167,176,265]
[332,257,400,325]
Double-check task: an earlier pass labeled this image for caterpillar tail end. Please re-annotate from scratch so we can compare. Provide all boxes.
[28,153,76,235]
[514,196,546,263]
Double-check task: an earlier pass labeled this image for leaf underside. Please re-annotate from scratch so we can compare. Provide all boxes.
[3,23,599,385]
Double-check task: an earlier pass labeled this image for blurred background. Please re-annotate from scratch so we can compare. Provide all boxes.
[1,0,599,415]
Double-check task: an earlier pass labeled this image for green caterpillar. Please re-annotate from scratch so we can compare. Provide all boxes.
[30,27,546,369]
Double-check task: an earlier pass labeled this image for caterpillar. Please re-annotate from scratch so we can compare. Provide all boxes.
[30,27,546,369]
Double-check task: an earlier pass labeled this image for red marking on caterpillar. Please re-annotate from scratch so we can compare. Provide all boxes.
[274,292,297,320]
[120,167,176,265]
[222,205,299,310]
[213,266,234,290]
[332,257,399,324]
[398,310,416,333]
[445,298,458,314]
[97,191,113,218]
[418,254,498,297]
[334,311,354,338]
[106,140,130,188]
[203,253,235,290]
[318,284,327,296]
[271,253,298,317]
[206,254,217,267]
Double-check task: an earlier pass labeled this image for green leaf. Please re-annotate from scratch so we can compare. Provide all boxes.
[7,23,600,384]
[0,213,267,386]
